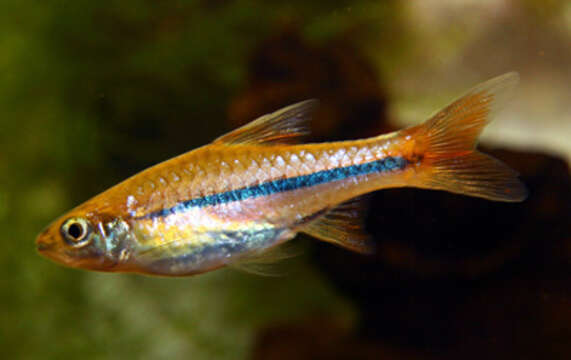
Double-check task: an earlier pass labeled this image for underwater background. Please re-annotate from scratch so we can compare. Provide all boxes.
[1,1,569,359]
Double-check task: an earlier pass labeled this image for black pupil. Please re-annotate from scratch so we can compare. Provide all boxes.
[68,223,84,240]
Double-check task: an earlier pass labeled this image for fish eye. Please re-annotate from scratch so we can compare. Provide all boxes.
[60,217,92,248]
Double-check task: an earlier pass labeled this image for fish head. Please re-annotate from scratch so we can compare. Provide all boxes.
[36,208,132,272]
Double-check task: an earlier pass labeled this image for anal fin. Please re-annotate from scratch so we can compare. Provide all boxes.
[301,197,375,254]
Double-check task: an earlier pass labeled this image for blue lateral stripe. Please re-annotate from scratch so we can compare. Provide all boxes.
[147,156,406,218]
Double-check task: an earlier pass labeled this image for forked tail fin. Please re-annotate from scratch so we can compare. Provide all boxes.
[407,72,527,202]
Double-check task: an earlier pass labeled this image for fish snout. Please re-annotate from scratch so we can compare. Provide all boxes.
[36,228,57,254]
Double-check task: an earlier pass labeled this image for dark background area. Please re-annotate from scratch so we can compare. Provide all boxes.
[1,1,569,359]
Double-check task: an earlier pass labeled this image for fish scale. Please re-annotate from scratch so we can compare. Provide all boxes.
[122,140,384,218]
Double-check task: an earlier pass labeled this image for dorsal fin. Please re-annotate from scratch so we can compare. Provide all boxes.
[301,197,375,254]
[213,99,318,145]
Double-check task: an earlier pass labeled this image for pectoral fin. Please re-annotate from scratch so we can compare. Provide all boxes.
[227,242,302,276]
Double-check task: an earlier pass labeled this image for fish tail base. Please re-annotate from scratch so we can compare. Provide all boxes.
[406,72,527,202]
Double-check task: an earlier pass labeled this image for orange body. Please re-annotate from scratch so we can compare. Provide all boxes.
[36,73,526,276]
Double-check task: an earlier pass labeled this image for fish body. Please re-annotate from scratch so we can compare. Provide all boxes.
[36,73,527,276]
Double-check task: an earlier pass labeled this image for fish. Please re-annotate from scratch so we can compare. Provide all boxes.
[36,72,527,276]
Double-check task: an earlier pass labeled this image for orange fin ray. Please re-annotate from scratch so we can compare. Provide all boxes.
[421,72,520,153]
[213,99,318,145]
[301,197,375,254]
[410,72,527,202]
[419,152,528,202]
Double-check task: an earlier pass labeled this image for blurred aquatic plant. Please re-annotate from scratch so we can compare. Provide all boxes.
[0,1,400,358]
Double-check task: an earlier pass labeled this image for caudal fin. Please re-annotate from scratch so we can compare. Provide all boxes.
[409,72,527,202]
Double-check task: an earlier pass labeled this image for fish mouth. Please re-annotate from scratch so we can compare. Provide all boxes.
[36,227,57,256]
[37,240,53,252]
